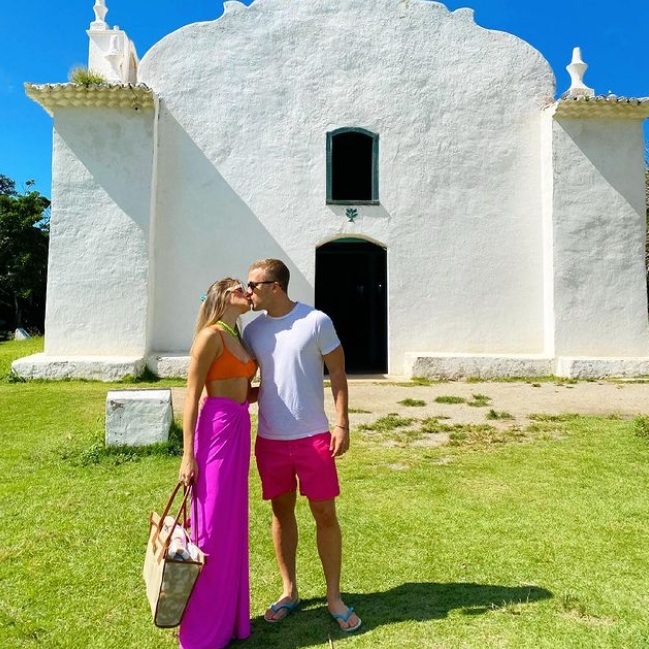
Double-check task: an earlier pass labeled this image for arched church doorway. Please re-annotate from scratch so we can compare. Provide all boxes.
[315,239,387,374]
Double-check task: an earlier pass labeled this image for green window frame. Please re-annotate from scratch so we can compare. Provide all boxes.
[326,127,379,205]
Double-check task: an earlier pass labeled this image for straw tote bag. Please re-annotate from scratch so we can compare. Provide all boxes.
[143,480,206,628]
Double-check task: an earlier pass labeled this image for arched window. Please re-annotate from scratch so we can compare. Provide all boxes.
[326,128,379,204]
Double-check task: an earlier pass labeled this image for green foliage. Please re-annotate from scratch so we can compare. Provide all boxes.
[528,413,580,422]
[634,415,649,440]
[435,395,466,404]
[486,408,514,420]
[69,66,106,86]
[0,370,27,384]
[357,412,414,432]
[467,393,491,407]
[410,376,435,385]
[0,336,44,383]
[398,398,426,407]
[3,341,649,647]
[0,175,50,331]
[0,174,16,196]
[78,421,183,466]
[418,418,529,446]
[118,366,162,384]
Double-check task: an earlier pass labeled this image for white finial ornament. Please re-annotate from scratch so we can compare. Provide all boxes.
[564,47,594,98]
[90,1,108,30]
[87,0,139,84]
[106,33,121,55]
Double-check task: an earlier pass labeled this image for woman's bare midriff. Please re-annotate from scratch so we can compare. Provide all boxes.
[204,377,250,404]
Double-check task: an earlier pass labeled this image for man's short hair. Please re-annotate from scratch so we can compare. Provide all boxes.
[249,258,290,292]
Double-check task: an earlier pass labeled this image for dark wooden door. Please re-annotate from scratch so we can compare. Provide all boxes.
[315,239,387,374]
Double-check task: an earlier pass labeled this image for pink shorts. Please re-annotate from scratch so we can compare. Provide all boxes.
[255,432,341,501]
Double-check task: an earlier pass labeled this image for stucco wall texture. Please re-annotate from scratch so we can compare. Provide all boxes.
[46,107,154,356]
[138,0,558,368]
[17,0,649,379]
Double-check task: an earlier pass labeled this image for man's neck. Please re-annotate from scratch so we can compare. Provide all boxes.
[266,296,296,318]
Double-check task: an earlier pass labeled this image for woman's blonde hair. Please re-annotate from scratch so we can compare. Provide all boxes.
[194,277,241,335]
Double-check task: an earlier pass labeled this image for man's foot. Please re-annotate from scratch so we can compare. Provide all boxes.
[329,604,362,632]
[264,596,301,623]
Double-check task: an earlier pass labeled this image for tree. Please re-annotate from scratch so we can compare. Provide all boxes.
[0,175,50,332]
[0,175,16,196]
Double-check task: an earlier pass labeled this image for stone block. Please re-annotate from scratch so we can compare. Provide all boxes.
[556,357,649,379]
[105,389,173,447]
[404,353,554,380]
[147,353,190,379]
[12,353,146,381]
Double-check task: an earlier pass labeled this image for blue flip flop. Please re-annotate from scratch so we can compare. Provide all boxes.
[331,606,362,632]
[264,597,301,623]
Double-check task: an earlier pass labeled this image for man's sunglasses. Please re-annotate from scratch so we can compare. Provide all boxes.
[247,280,276,291]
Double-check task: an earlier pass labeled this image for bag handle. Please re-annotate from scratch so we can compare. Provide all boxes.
[182,480,200,547]
[152,477,196,551]
[182,473,199,545]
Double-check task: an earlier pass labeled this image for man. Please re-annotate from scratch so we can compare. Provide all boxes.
[243,258,362,632]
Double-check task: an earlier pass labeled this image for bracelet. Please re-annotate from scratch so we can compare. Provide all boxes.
[335,424,349,430]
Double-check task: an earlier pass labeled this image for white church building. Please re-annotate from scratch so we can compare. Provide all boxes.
[15,0,649,380]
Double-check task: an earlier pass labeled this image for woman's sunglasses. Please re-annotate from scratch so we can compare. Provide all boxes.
[226,283,248,294]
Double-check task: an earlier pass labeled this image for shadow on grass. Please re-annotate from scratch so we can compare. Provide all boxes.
[242,582,553,647]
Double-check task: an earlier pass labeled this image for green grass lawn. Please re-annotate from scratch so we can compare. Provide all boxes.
[2,339,649,648]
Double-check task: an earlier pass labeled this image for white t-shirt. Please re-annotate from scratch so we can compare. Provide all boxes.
[243,302,341,441]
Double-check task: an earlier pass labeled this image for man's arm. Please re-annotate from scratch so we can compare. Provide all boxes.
[323,345,349,457]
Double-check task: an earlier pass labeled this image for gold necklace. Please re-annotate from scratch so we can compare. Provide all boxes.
[217,320,238,339]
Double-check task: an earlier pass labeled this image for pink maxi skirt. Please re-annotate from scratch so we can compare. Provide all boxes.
[179,397,251,649]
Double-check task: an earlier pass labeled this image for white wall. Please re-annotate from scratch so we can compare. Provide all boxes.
[138,0,556,372]
[550,117,649,357]
[45,107,155,355]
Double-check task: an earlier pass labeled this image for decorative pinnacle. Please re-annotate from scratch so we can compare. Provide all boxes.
[90,1,108,30]
[565,47,594,98]
[106,33,122,58]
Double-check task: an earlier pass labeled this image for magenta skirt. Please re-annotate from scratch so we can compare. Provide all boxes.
[179,397,251,649]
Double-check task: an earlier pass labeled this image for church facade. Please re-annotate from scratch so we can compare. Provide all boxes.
[16,0,649,380]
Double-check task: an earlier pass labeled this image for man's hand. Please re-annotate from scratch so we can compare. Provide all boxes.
[330,425,350,457]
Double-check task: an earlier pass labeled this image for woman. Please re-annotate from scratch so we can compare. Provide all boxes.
[178,278,257,649]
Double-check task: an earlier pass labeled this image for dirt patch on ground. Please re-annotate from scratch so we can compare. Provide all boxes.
[335,379,649,428]
[171,378,649,431]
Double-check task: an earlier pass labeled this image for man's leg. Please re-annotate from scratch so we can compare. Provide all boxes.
[309,498,361,631]
[265,490,300,621]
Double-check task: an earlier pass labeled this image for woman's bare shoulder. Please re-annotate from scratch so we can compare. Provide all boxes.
[192,326,223,356]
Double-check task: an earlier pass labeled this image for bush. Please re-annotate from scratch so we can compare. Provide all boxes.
[69,66,106,86]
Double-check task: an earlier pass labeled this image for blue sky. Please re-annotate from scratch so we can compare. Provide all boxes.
[1,0,647,197]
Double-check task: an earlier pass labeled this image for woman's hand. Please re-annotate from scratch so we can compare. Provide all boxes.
[179,453,198,486]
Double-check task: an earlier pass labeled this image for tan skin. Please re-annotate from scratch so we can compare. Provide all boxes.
[179,285,255,484]
[246,266,360,631]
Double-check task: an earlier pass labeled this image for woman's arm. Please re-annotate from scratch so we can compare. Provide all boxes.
[179,329,221,484]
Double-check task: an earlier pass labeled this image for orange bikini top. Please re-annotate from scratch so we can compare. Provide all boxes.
[205,329,257,382]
